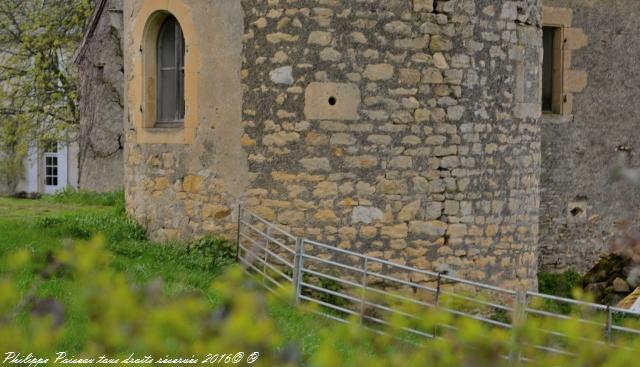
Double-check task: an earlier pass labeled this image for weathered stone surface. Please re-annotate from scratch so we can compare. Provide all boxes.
[409,221,447,238]
[539,1,640,274]
[613,277,631,293]
[308,31,332,46]
[123,0,543,291]
[382,224,409,239]
[363,64,394,81]
[269,66,294,85]
[352,206,384,224]
[398,200,421,221]
[300,158,331,172]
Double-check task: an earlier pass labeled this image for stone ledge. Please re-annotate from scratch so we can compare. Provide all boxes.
[541,113,573,124]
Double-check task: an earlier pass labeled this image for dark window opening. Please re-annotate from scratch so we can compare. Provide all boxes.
[157,16,185,126]
[542,26,562,114]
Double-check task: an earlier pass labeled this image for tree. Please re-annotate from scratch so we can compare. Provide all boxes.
[0,0,93,192]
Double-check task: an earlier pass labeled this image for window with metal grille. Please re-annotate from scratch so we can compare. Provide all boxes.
[157,16,185,126]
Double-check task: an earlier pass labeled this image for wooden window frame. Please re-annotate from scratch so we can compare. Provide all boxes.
[132,1,201,145]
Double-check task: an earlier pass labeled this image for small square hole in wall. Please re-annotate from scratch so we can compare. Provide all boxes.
[567,201,587,223]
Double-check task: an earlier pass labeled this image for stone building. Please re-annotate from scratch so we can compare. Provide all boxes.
[106,0,640,289]
[538,0,640,273]
[122,0,541,290]
[74,0,125,192]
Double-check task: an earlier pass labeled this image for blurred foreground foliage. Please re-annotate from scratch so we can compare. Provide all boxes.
[1,237,640,366]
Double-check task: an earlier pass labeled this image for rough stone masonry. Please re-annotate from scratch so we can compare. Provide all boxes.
[123,0,543,290]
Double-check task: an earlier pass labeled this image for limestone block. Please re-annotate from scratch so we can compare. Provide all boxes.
[412,0,434,12]
[314,209,337,222]
[433,53,449,69]
[352,206,384,224]
[377,179,408,195]
[304,82,361,121]
[308,31,332,46]
[203,204,231,219]
[384,21,412,35]
[409,221,447,238]
[564,28,587,50]
[382,224,409,239]
[183,175,202,193]
[300,158,331,172]
[269,66,294,85]
[398,200,421,221]
[313,181,338,198]
[448,224,468,238]
[344,155,378,169]
[363,64,394,81]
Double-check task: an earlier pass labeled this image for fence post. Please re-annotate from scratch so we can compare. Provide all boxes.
[433,273,442,338]
[292,238,303,305]
[235,204,242,263]
[509,291,525,367]
[605,305,612,343]
[435,272,442,306]
[263,227,271,284]
[359,258,369,323]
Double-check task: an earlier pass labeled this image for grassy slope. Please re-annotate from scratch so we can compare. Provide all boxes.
[0,192,327,354]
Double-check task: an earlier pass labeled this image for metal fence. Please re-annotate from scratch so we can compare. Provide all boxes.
[236,207,640,359]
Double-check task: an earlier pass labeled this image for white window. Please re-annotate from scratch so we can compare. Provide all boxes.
[44,143,59,187]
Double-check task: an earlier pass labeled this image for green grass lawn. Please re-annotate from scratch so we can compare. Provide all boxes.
[0,191,328,354]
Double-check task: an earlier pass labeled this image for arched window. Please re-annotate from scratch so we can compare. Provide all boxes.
[156,16,185,126]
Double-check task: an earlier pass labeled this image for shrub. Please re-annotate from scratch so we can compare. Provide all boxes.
[538,270,583,314]
[185,236,236,270]
[2,237,640,366]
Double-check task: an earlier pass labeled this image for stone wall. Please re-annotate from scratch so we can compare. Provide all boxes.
[241,0,542,290]
[123,0,248,241]
[123,0,543,290]
[76,0,125,192]
[539,0,640,273]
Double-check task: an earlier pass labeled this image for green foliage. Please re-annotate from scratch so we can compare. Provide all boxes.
[538,270,583,314]
[42,188,125,208]
[184,236,236,271]
[1,238,640,366]
[0,110,28,192]
[0,0,94,191]
[2,196,640,365]
[36,212,146,243]
[301,272,350,308]
[539,270,583,299]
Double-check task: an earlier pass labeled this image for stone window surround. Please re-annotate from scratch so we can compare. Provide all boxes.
[542,6,588,123]
[129,0,201,144]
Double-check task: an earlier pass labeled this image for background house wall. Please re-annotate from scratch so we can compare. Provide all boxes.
[9,142,79,194]
[539,0,640,272]
[75,0,125,192]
